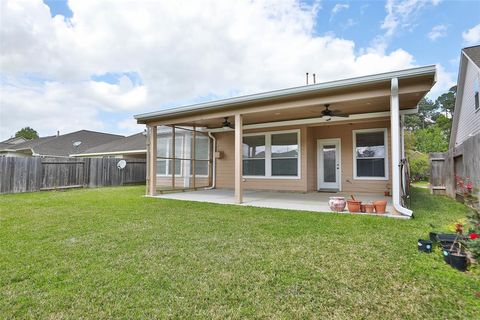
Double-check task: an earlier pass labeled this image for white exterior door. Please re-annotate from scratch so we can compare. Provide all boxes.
[317,139,341,190]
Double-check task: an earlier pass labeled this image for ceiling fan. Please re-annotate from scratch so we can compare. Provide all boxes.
[320,104,349,121]
[209,117,234,130]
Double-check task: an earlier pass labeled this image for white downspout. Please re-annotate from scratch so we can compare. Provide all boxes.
[391,78,413,217]
[205,131,216,190]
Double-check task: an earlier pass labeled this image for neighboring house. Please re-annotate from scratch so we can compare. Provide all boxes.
[432,45,480,198]
[0,136,29,150]
[135,66,437,218]
[70,132,147,159]
[0,130,124,157]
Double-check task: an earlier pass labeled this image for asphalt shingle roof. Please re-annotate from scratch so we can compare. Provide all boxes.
[0,130,124,157]
[76,132,146,155]
[463,45,480,69]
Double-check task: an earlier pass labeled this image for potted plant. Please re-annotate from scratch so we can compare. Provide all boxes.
[373,200,387,214]
[347,195,362,213]
[443,223,468,271]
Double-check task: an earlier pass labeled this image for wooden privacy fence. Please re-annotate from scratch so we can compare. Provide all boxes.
[429,152,447,195]
[0,157,146,194]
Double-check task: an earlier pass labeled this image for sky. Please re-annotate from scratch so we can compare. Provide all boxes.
[0,0,479,140]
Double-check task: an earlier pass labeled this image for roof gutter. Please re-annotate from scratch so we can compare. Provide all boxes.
[70,149,147,157]
[134,65,436,123]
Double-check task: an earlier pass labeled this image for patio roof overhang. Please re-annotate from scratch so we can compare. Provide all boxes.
[135,65,436,128]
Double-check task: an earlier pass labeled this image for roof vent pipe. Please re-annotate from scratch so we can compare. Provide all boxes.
[313,73,316,84]
[306,72,309,85]
[57,131,60,137]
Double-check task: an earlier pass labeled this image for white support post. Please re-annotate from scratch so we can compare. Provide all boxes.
[234,114,243,204]
[391,78,412,217]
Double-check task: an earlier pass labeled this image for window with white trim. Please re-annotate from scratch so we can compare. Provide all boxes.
[353,129,388,179]
[474,76,479,111]
[243,130,300,178]
[157,136,183,176]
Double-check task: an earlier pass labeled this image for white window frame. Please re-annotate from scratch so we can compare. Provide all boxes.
[352,128,389,181]
[156,136,184,177]
[474,74,479,112]
[243,129,301,179]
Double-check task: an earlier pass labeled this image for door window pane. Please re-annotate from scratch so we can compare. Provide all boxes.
[323,145,336,182]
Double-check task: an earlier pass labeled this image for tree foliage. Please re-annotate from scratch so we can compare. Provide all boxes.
[404,86,456,180]
[15,127,39,140]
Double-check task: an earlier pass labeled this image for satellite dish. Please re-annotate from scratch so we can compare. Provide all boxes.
[72,141,82,147]
[117,160,127,169]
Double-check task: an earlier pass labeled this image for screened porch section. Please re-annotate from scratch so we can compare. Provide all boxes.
[150,126,212,192]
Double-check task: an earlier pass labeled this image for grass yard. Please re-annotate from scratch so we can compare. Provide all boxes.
[1,187,479,319]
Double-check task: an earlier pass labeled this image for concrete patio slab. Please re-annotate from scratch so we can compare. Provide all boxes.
[151,189,407,218]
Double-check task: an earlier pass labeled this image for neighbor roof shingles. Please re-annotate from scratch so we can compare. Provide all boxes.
[463,45,480,69]
[73,132,146,155]
[0,130,124,157]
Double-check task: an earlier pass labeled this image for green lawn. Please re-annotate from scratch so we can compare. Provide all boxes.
[1,187,479,319]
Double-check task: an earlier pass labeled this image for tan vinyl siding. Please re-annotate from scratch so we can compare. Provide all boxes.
[456,59,480,146]
[214,120,392,193]
[216,126,308,192]
[308,120,392,193]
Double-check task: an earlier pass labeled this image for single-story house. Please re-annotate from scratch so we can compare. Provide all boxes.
[135,66,437,218]
[0,130,124,157]
[430,45,479,202]
[70,132,147,159]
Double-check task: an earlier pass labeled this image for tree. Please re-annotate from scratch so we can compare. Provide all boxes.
[15,127,39,140]
[404,98,437,131]
[408,151,429,181]
[414,125,449,153]
[435,85,456,118]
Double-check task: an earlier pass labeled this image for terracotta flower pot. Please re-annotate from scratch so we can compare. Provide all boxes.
[347,200,362,213]
[360,204,366,212]
[328,196,346,212]
[364,203,375,213]
[373,200,387,214]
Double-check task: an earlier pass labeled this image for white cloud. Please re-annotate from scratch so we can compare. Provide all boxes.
[117,118,144,136]
[462,23,480,46]
[428,64,456,98]
[427,24,447,41]
[0,0,438,140]
[331,3,349,15]
[381,0,441,38]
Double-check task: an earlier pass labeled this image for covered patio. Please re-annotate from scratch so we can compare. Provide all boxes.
[153,189,403,218]
[136,66,437,219]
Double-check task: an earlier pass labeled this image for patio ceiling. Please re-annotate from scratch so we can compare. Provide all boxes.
[142,71,434,128]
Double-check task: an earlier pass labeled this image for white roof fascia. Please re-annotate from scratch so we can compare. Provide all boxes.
[70,149,147,157]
